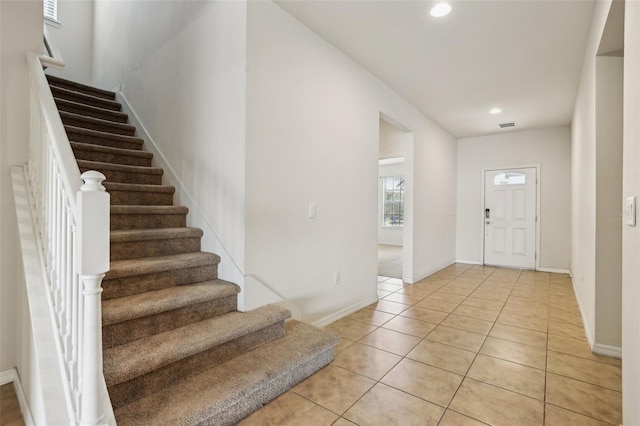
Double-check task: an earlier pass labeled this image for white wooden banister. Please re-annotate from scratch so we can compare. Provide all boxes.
[23,46,114,425]
[77,172,109,426]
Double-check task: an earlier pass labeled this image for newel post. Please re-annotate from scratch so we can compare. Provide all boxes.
[76,171,109,426]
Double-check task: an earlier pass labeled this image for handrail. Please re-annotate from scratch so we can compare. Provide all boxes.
[42,25,65,70]
[26,50,112,425]
[27,54,80,207]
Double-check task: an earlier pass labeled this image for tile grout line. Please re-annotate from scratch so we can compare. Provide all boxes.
[250,268,619,425]
[437,267,522,424]
[328,270,460,425]
[340,267,619,425]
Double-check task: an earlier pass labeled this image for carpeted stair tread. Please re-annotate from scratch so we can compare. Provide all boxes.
[110,205,188,229]
[113,320,339,426]
[54,98,129,123]
[78,161,163,185]
[102,280,240,326]
[105,182,175,194]
[111,205,188,215]
[110,227,204,260]
[105,182,175,206]
[106,252,220,280]
[71,141,151,159]
[104,305,292,385]
[65,125,144,150]
[51,85,122,111]
[71,142,153,167]
[77,160,163,178]
[47,74,116,100]
[60,111,136,136]
[110,227,203,243]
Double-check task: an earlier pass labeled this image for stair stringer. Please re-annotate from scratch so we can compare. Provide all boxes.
[114,89,246,308]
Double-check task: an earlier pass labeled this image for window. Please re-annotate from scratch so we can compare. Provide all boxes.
[494,172,526,185]
[44,0,57,22]
[382,176,404,226]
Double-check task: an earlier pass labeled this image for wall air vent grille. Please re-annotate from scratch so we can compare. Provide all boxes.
[499,122,517,129]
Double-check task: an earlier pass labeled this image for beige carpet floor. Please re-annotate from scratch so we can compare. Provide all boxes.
[377,244,402,279]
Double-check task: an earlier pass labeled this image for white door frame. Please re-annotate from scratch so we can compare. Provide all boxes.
[379,112,415,284]
[480,164,541,270]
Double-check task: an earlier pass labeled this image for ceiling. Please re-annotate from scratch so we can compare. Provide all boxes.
[275,0,597,139]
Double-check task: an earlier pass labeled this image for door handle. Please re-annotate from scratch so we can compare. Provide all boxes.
[486,221,491,225]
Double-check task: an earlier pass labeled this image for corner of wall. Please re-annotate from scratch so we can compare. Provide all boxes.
[0,368,35,426]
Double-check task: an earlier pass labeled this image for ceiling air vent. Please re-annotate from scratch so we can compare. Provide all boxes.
[499,122,517,129]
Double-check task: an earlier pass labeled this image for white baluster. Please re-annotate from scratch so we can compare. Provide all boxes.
[64,204,73,364]
[76,171,109,426]
[70,237,80,409]
[45,148,53,270]
[37,119,45,229]
[59,196,68,338]
[54,172,62,314]
[76,266,83,413]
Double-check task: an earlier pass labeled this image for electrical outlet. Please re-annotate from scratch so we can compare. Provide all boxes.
[334,271,341,285]
[308,203,317,219]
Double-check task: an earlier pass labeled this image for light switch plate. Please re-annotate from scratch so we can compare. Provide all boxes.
[626,196,636,226]
[308,203,317,219]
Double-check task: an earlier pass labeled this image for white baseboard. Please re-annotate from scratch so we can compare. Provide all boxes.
[311,295,379,328]
[453,262,570,274]
[569,272,622,359]
[570,274,595,348]
[1,368,35,426]
[538,267,571,274]
[455,259,483,265]
[592,343,622,359]
[411,259,459,283]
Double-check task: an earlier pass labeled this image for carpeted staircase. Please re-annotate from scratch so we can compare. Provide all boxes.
[46,74,339,425]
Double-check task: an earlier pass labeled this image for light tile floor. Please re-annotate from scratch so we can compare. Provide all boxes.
[239,264,622,426]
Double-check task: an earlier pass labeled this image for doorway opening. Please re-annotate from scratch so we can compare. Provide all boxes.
[378,117,413,282]
[378,157,404,279]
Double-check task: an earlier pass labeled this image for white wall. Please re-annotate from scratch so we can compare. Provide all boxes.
[572,0,626,352]
[594,56,623,348]
[378,162,404,246]
[622,1,640,422]
[246,1,457,324]
[45,0,94,84]
[92,1,247,296]
[0,0,42,372]
[379,118,408,159]
[0,1,48,420]
[456,127,571,270]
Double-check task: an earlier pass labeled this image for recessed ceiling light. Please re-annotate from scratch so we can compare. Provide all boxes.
[430,2,452,18]
[490,107,502,114]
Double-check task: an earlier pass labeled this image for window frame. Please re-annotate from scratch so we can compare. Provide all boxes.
[44,0,59,25]
[381,176,405,228]
[494,172,527,186]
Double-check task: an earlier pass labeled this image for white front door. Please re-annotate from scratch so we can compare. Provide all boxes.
[484,168,537,268]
